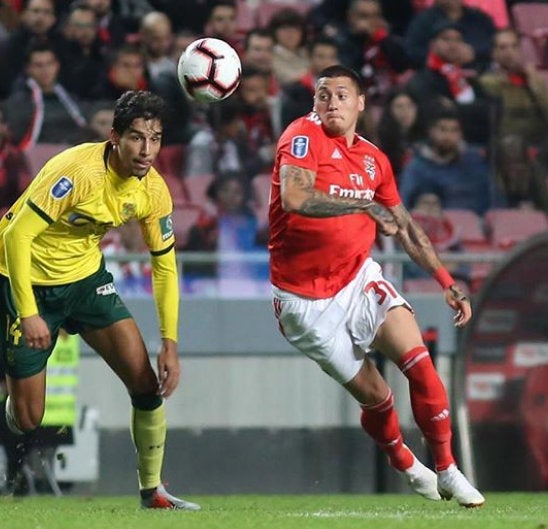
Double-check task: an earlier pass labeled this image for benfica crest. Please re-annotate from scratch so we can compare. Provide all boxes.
[364,155,376,181]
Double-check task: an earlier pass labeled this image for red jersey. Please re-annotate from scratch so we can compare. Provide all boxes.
[269,112,401,298]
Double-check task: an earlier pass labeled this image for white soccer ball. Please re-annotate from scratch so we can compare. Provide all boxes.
[177,37,242,103]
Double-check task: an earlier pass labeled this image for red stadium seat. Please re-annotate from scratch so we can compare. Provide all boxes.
[236,0,257,36]
[444,209,489,251]
[154,144,185,179]
[162,173,188,207]
[412,0,433,10]
[26,143,68,177]
[511,2,548,34]
[171,203,204,249]
[512,3,548,67]
[466,0,509,28]
[183,173,215,206]
[485,208,548,249]
[152,144,188,206]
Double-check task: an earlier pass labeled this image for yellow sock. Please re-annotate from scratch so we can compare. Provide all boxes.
[131,403,166,490]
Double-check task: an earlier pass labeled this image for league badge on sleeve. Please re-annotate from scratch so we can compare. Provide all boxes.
[50,176,73,199]
[291,136,309,159]
[160,214,174,241]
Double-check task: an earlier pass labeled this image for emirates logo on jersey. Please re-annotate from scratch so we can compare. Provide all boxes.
[364,155,376,181]
[328,184,374,200]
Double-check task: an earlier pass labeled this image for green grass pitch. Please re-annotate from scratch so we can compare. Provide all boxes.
[1,492,546,529]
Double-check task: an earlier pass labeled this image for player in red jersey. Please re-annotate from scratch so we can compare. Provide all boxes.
[269,65,485,508]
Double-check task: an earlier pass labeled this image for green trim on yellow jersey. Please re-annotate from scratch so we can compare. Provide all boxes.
[26,200,53,224]
[0,141,176,285]
[0,141,179,338]
[150,243,175,257]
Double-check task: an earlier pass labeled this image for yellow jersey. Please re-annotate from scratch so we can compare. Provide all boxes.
[0,141,174,283]
[0,141,180,340]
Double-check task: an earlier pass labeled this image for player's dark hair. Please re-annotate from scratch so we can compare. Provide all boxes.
[112,91,166,135]
[315,65,365,95]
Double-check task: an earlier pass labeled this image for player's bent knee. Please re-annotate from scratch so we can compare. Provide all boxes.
[131,392,163,411]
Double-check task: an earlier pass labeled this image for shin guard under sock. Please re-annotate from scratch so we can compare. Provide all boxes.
[360,390,414,471]
[131,401,166,490]
[398,346,455,470]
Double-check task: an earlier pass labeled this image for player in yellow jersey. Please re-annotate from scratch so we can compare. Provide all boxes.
[0,91,200,510]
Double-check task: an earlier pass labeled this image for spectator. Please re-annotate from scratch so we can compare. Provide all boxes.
[85,100,115,140]
[0,0,59,99]
[0,0,19,39]
[0,107,32,211]
[308,0,415,38]
[56,1,107,100]
[112,0,154,33]
[184,171,268,288]
[139,10,175,80]
[269,7,310,87]
[203,0,243,56]
[405,20,494,146]
[241,28,280,98]
[1,43,87,150]
[184,98,266,182]
[171,28,200,65]
[280,36,339,129]
[399,108,491,216]
[479,28,548,147]
[404,0,496,72]
[327,0,412,105]
[236,66,278,170]
[377,87,425,180]
[492,133,548,213]
[99,43,148,100]
[84,0,130,53]
[138,11,193,144]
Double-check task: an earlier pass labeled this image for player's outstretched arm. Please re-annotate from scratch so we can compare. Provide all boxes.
[388,203,471,327]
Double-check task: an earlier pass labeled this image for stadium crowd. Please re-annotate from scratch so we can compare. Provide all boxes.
[2,0,548,296]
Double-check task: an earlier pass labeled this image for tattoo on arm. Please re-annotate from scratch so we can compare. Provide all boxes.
[391,204,444,273]
[280,165,373,217]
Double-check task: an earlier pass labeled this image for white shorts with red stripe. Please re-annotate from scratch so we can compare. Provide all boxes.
[272,258,411,384]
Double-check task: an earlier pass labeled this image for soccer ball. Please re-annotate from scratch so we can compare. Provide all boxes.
[177,38,242,103]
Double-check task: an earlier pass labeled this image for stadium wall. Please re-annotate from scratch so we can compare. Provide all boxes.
[70,296,454,495]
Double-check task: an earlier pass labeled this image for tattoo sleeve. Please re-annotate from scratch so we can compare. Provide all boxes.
[280,164,373,217]
[391,204,444,273]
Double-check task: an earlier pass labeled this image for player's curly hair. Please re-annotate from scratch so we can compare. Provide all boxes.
[112,91,166,135]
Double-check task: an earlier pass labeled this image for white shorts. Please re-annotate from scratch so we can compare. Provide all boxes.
[272,258,410,384]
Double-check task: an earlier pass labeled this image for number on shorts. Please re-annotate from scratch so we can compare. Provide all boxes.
[8,316,22,346]
[364,280,397,305]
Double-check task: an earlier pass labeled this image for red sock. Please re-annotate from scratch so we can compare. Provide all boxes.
[360,390,414,471]
[398,346,455,471]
